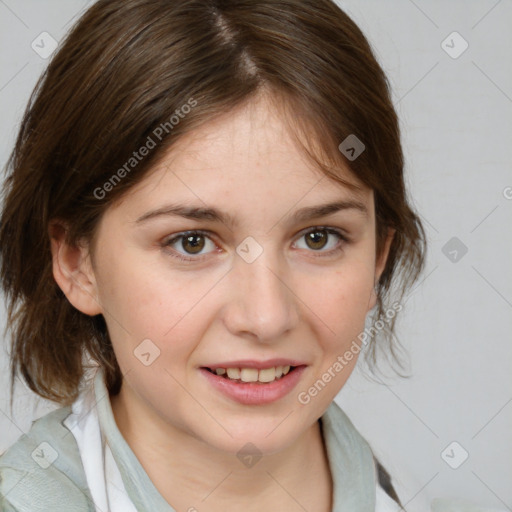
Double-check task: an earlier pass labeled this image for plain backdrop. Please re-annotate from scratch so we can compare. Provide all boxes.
[1,1,511,511]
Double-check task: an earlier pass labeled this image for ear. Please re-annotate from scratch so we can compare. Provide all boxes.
[368,228,395,311]
[48,219,102,316]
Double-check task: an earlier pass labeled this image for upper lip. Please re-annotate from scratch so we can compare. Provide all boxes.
[201,359,307,370]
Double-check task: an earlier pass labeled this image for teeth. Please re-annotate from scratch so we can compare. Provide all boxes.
[258,367,276,383]
[240,368,259,382]
[210,365,294,383]
[226,368,240,379]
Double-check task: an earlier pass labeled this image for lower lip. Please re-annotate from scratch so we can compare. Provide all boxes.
[199,366,307,405]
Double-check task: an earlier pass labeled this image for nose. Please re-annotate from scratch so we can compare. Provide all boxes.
[222,249,300,343]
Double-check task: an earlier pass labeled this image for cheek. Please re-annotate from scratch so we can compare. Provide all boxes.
[94,249,224,366]
[305,260,375,347]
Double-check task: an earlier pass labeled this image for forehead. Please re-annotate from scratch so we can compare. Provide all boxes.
[117,93,371,217]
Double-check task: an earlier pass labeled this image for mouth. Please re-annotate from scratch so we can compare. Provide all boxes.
[199,364,307,405]
[201,365,299,384]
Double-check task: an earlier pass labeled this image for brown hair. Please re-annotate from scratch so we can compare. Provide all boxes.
[0,0,426,407]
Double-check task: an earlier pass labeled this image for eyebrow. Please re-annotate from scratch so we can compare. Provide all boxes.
[134,199,368,227]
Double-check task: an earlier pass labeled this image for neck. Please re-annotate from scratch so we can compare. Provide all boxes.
[110,384,332,512]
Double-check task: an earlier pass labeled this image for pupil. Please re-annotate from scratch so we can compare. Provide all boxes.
[183,234,205,254]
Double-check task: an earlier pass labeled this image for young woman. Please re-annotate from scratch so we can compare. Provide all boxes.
[0,1,425,510]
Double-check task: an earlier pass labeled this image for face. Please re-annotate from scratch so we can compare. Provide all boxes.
[81,92,390,455]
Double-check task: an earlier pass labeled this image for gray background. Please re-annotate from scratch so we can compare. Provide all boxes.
[1,1,511,510]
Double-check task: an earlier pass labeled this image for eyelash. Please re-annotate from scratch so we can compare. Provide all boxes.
[161,227,349,264]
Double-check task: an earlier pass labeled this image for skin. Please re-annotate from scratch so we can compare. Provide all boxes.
[50,90,393,512]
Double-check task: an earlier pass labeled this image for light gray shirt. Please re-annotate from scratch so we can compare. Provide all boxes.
[0,368,398,511]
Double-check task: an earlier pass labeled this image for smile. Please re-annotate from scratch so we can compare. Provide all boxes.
[204,365,294,383]
[199,365,307,405]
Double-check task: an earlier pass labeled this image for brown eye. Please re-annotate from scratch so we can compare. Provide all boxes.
[181,233,206,254]
[163,230,217,261]
[294,227,347,256]
[305,230,329,250]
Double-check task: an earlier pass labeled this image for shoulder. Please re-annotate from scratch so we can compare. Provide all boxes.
[322,401,402,509]
[0,406,94,512]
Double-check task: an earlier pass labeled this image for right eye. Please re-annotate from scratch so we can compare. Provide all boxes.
[162,230,219,262]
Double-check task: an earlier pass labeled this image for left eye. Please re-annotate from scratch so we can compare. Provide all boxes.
[294,228,345,252]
